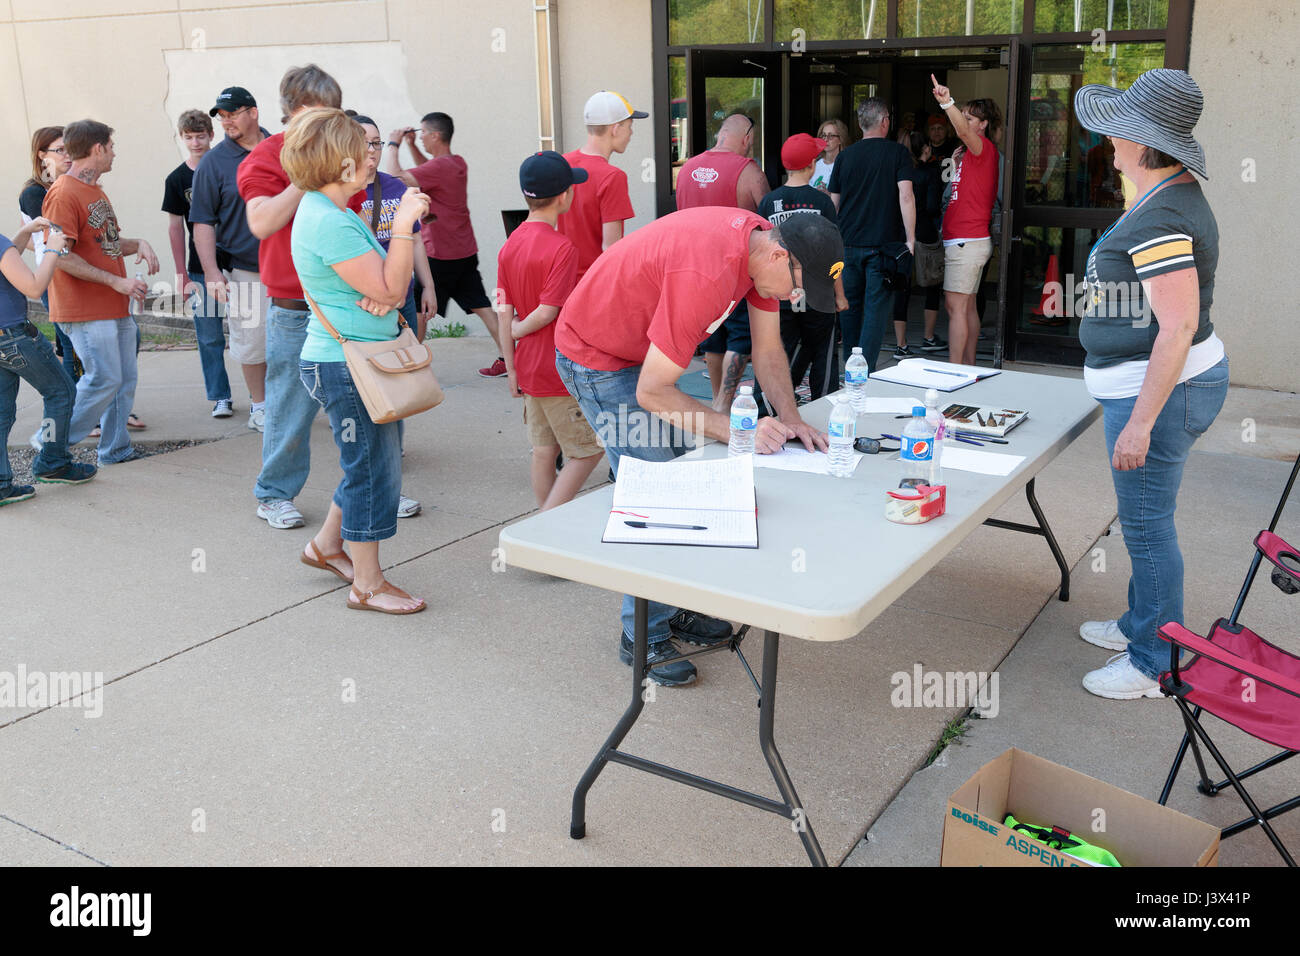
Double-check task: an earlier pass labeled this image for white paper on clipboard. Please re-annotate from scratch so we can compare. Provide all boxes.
[20,213,47,264]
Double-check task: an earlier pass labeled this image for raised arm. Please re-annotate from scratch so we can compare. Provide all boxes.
[931,74,982,155]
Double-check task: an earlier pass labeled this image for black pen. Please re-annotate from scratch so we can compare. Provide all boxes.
[625,520,708,531]
[951,431,1009,444]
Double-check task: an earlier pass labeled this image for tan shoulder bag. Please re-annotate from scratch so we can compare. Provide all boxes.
[302,289,444,424]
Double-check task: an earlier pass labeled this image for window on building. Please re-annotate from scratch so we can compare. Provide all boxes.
[773,0,886,42]
[670,0,765,46]
[1034,0,1168,33]
[897,0,1024,38]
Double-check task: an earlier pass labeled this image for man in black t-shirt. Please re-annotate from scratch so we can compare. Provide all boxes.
[828,98,916,371]
[163,109,232,417]
[758,134,847,401]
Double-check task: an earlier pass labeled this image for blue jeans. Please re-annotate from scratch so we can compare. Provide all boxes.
[555,351,689,644]
[188,271,231,402]
[300,361,401,542]
[255,305,318,503]
[54,317,138,464]
[0,322,76,486]
[839,243,901,371]
[1100,357,1229,678]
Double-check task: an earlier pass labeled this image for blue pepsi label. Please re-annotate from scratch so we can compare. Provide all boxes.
[827,420,855,440]
[845,369,869,385]
[730,411,756,430]
[901,435,933,462]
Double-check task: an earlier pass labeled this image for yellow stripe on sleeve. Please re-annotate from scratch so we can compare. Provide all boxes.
[1131,239,1193,268]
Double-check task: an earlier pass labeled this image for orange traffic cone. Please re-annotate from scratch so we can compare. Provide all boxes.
[1031,254,1060,316]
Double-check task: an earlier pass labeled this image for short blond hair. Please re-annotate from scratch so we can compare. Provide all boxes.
[281,107,366,191]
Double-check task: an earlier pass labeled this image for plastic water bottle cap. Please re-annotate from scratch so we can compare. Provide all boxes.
[739,385,752,395]
[912,406,925,416]
[851,347,863,354]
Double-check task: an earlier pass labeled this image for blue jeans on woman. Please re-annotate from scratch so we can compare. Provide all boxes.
[1099,356,1229,679]
[0,322,76,488]
[299,360,401,542]
[188,271,231,402]
[555,350,690,644]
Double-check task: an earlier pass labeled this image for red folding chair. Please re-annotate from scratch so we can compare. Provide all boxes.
[1156,451,1300,867]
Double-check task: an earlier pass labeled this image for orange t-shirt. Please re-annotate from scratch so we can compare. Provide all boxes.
[42,175,129,322]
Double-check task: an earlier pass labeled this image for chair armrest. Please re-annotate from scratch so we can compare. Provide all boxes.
[1257,530,1300,587]
[1159,622,1300,698]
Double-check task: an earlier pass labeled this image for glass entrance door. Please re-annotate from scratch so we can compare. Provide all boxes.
[681,50,784,196]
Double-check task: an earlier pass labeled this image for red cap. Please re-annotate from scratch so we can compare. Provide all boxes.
[780,133,828,171]
[926,114,947,129]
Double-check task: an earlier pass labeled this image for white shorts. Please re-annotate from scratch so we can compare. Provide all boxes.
[943,239,993,295]
[226,268,268,365]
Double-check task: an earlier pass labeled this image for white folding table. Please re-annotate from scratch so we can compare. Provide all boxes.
[499,369,1101,865]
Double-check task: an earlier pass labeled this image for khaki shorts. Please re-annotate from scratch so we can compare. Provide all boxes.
[524,395,603,460]
[942,239,993,295]
[226,268,269,365]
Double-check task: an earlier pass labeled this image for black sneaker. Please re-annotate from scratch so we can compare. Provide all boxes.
[893,344,915,358]
[619,634,698,687]
[33,462,97,485]
[668,609,733,647]
[920,336,946,352]
[0,484,36,507]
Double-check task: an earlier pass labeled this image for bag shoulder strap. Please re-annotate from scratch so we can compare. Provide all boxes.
[302,289,408,345]
[370,175,383,234]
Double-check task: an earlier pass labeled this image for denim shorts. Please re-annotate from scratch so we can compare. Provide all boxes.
[299,360,401,542]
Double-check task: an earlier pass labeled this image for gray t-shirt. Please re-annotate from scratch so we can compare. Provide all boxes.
[1080,180,1217,369]
[188,134,265,271]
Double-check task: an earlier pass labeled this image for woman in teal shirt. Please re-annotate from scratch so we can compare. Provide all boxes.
[282,107,430,615]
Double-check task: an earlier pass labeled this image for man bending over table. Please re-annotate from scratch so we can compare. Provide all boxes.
[554,206,842,687]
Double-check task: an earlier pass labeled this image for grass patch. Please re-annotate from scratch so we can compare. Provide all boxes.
[923,714,972,767]
[428,321,468,339]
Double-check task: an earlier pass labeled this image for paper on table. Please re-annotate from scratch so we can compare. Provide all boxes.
[857,396,919,415]
[940,446,1025,477]
[611,454,755,511]
[753,444,864,476]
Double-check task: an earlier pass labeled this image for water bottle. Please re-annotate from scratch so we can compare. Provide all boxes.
[827,395,857,478]
[899,404,936,489]
[844,346,869,414]
[728,385,758,456]
[130,270,144,316]
[923,388,945,487]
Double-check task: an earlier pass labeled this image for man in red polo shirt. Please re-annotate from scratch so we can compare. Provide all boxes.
[554,207,841,687]
[238,63,420,531]
[557,90,643,281]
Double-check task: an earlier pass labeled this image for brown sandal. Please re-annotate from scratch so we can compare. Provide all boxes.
[347,581,426,615]
[300,539,353,583]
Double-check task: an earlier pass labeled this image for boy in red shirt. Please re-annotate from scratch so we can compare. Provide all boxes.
[498,151,604,510]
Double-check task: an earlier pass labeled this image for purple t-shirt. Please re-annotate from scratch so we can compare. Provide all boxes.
[361,171,421,298]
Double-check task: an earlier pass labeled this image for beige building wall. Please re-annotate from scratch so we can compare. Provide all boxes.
[1188,1,1299,391]
[0,0,651,321]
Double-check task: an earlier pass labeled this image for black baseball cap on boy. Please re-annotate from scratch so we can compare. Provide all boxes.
[520,150,588,199]
[209,87,257,116]
[777,214,846,313]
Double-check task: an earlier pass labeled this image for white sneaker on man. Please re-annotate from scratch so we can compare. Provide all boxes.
[256,499,305,529]
[248,407,265,432]
[1082,652,1163,700]
[1079,619,1128,651]
[396,494,421,518]
[212,399,234,418]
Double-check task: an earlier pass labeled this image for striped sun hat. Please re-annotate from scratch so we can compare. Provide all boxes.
[1074,69,1207,179]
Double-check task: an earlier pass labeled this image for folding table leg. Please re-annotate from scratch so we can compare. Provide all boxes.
[758,630,828,867]
[570,597,649,840]
[982,478,1071,601]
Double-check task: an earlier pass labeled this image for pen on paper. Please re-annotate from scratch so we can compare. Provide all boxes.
[624,521,708,531]
[921,367,967,378]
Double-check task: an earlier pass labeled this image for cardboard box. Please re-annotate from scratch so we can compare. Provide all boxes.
[941,748,1219,867]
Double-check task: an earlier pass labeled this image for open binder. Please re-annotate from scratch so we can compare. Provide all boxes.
[602,455,758,549]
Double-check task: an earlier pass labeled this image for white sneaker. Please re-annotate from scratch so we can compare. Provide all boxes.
[396,494,421,518]
[29,433,42,453]
[256,499,305,529]
[1082,652,1163,700]
[1079,619,1128,651]
[248,407,265,432]
[212,399,234,418]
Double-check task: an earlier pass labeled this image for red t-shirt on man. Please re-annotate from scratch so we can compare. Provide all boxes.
[557,151,634,280]
[497,221,578,397]
[237,132,364,300]
[554,207,777,371]
[675,150,756,210]
[409,154,477,261]
[942,135,999,242]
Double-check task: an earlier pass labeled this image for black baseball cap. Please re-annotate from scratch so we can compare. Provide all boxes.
[209,87,257,117]
[519,150,588,199]
[778,214,845,313]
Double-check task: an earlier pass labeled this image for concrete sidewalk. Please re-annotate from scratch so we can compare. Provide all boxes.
[3,342,1296,865]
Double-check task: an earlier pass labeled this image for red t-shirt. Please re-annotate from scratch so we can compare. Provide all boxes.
[497,221,578,397]
[237,132,364,299]
[554,207,777,371]
[942,136,999,242]
[675,150,756,210]
[409,154,477,261]
[557,151,635,280]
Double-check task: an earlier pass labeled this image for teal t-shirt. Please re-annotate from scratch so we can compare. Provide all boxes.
[293,190,394,364]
